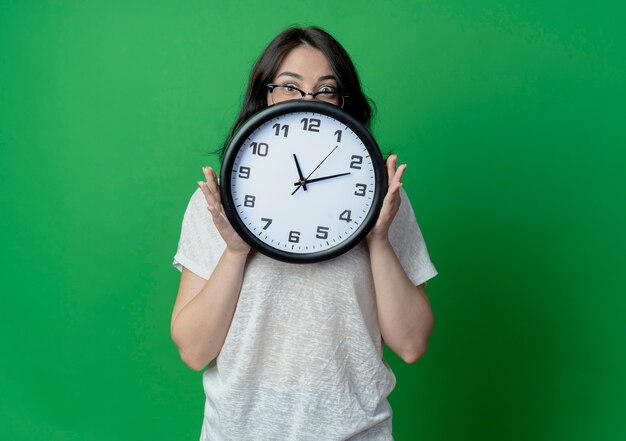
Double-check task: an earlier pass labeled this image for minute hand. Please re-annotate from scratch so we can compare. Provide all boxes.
[292,145,339,195]
[294,172,351,186]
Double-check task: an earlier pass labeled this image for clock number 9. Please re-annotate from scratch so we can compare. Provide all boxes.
[300,118,320,132]
[350,155,363,169]
[288,231,300,243]
[272,123,289,137]
[250,142,269,156]
[238,166,250,179]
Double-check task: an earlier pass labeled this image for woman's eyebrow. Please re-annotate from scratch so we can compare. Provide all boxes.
[276,71,303,80]
[275,72,338,82]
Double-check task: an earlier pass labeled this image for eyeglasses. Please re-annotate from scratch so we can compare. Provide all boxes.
[267,84,348,108]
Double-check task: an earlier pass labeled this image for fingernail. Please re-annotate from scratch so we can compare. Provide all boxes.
[197,181,204,187]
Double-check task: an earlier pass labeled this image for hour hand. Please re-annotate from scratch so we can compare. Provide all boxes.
[293,154,307,191]
[293,172,351,186]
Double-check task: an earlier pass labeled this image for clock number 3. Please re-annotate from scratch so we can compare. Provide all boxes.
[354,183,367,196]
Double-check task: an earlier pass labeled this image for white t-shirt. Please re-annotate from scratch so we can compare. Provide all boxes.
[173,187,438,440]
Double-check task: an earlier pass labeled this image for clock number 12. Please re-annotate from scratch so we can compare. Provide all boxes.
[300,118,320,132]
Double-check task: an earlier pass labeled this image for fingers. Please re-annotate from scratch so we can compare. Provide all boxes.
[379,155,406,227]
[371,157,405,239]
[196,167,250,253]
[386,154,406,195]
[209,209,231,232]
[198,166,236,235]
[203,167,220,197]
[386,154,397,187]
[198,166,223,217]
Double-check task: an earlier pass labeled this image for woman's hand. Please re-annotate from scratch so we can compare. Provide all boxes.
[367,154,406,245]
[365,154,433,362]
[198,166,251,255]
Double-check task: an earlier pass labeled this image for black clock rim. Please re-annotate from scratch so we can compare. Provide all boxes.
[220,100,387,264]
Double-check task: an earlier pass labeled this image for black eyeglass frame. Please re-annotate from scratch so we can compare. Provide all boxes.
[266,83,349,108]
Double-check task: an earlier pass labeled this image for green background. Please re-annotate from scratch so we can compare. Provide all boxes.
[1,1,624,439]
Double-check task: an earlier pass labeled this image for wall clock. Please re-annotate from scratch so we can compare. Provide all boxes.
[220,100,386,263]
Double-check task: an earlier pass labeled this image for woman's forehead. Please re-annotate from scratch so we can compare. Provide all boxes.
[274,46,336,82]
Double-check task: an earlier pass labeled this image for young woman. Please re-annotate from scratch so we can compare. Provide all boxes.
[171,26,438,440]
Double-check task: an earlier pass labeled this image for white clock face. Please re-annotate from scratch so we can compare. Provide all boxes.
[223,103,384,262]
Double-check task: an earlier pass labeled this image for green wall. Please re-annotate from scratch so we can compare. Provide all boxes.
[1,1,624,440]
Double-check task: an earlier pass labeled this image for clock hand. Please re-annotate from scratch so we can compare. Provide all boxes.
[303,145,338,181]
[293,172,351,186]
[293,154,307,191]
[292,145,339,195]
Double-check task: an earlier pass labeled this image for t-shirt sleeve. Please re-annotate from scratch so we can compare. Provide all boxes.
[172,188,226,280]
[388,187,438,286]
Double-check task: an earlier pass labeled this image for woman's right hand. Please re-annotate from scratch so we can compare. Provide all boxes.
[198,166,251,256]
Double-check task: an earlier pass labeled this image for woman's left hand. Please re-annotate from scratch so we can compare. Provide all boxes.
[367,154,406,244]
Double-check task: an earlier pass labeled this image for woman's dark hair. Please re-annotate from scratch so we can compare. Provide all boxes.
[219,26,374,162]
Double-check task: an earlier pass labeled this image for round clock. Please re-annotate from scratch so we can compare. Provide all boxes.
[220,100,387,263]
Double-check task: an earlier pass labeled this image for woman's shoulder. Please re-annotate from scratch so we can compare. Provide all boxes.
[393,186,417,227]
[188,186,207,207]
[174,187,226,278]
[183,187,213,223]
[179,187,222,241]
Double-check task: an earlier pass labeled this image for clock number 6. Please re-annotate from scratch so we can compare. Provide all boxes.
[288,231,300,243]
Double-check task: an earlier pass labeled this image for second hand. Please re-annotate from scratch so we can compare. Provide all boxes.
[292,145,339,196]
